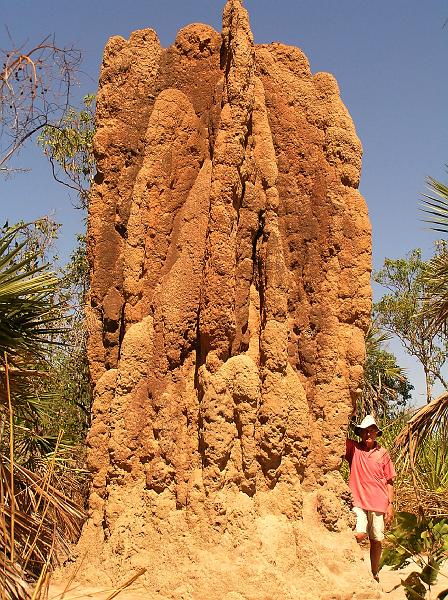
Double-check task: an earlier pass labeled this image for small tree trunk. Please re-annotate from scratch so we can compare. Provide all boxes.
[424,368,432,403]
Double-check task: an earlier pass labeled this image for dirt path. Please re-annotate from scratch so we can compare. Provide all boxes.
[46,560,448,600]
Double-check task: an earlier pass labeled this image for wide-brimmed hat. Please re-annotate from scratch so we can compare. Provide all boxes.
[354,414,382,437]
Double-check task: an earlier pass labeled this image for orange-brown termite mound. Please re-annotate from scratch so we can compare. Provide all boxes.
[79,1,376,598]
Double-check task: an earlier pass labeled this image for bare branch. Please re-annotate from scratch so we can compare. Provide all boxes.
[0,36,82,170]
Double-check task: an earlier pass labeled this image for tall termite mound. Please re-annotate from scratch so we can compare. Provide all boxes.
[81,1,375,598]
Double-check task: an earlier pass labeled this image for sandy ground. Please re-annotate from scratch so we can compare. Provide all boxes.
[45,557,448,600]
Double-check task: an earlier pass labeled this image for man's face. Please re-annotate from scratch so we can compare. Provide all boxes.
[360,425,379,448]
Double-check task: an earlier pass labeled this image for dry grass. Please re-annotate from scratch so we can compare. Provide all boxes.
[0,357,85,600]
[395,483,448,518]
[391,394,448,519]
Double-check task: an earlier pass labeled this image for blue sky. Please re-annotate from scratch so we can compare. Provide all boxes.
[1,1,447,404]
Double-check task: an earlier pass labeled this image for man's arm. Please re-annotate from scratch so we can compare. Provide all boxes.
[345,438,354,463]
[385,480,394,526]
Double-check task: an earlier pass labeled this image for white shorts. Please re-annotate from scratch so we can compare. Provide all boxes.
[352,506,385,541]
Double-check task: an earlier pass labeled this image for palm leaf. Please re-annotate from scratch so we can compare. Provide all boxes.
[0,557,29,600]
[420,172,448,331]
[394,392,448,462]
[0,228,64,362]
[421,175,448,233]
[0,361,59,426]
[420,250,448,333]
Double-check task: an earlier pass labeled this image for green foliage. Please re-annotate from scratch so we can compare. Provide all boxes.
[381,511,448,599]
[415,429,448,494]
[48,235,92,438]
[0,221,92,444]
[0,223,72,460]
[34,97,94,444]
[423,242,448,334]
[374,249,426,322]
[0,219,91,464]
[374,249,448,403]
[0,218,61,364]
[38,95,95,209]
[0,222,62,363]
[0,224,87,598]
[1,41,92,597]
[363,324,413,416]
[61,233,89,302]
[35,94,94,436]
[0,217,60,269]
[376,413,409,451]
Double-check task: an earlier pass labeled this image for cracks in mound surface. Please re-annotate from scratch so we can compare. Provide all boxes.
[117,301,126,360]
[252,209,266,330]
[219,31,233,83]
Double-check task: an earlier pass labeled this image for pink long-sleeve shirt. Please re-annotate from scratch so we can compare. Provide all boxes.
[345,439,396,513]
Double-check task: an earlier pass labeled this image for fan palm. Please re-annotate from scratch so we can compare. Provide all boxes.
[420,173,448,332]
[0,224,63,362]
[0,224,85,599]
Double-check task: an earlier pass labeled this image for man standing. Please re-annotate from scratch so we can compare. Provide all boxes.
[345,415,395,581]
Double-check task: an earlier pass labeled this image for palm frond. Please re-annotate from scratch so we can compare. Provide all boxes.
[365,322,393,346]
[0,454,85,599]
[0,557,29,600]
[0,232,63,360]
[420,250,448,333]
[419,172,448,332]
[0,364,57,426]
[421,175,448,234]
[394,391,448,462]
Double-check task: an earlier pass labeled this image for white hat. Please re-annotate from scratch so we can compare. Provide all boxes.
[354,414,382,437]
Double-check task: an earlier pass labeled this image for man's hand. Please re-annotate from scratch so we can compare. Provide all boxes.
[385,504,394,526]
[385,480,394,526]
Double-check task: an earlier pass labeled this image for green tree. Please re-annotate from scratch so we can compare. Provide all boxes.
[38,95,95,209]
[0,37,91,597]
[381,512,448,600]
[37,96,95,437]
[362,323,413,417]
[49,235,92,437]
[374,249,448,403]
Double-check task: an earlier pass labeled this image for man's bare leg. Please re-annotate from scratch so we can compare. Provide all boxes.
[370,540,382,579]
